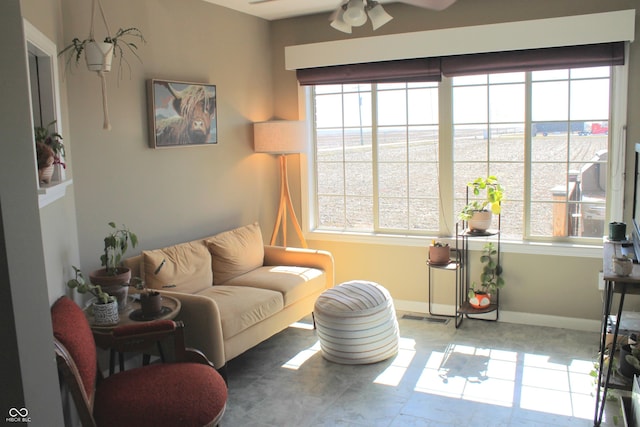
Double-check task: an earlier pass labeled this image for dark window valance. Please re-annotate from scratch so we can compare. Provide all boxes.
[441,42,625,77]
[296,58,442,86]
[295,42,625,85]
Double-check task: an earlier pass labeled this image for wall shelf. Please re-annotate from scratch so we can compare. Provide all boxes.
[38,179,72,208]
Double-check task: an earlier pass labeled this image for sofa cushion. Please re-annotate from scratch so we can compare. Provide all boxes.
[205,223,264,285]
[143,240,213,294]
[195,285,283,339]
[225,266,326,307]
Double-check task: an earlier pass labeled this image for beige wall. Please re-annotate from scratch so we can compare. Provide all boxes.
[60,0,280,272]
[271,0,640,323]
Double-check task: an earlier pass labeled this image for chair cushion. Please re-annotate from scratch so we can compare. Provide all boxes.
[143,240,213,294]
[205,222,264,285]
[94,362,227,427]
[225,266,326,307]
[51,296,97,400]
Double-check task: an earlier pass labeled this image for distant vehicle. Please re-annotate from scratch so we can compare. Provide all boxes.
[532,121,608,137]
[532,121,588,136]
[591,122,608,135]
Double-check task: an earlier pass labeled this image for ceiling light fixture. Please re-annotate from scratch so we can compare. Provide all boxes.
[330,0,393,33]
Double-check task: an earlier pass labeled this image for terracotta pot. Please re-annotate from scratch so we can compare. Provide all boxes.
[429,245,450,265]
[38,164,54,184]
[468,211,492,232]
[92,300,119,325]
[140,292,163,317]
[90,268,131,312]
[469,291,491,309]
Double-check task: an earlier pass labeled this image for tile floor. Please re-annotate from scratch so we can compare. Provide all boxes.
[222,313,624,426]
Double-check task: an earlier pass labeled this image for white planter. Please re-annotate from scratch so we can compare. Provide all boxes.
[52,163,66,182]
[85,41,113,72]
[92,300,119,325]
[468,211,493,232]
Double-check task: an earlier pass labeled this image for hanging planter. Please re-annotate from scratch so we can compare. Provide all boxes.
[58,0,145,130]
[84,41,114,72]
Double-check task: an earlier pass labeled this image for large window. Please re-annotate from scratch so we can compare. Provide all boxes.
[312,67,612,242]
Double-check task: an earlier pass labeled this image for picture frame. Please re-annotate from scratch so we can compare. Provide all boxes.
[147,79,217,148]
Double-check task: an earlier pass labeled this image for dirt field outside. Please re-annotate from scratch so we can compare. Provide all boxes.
[316,127,608,240]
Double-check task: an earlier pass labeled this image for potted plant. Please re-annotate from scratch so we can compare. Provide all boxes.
[67,266,118,325]
[58,0,145,130]
[89,222,138,311]
[458,176,504,232]
[130,277,163,318]
[428,240,450,265]
[468,242,505,309]
[612,254,633,276]
[34,120,66,183]
[619,343,640,379]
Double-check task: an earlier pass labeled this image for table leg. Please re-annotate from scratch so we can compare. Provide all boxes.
[594,280,625,426]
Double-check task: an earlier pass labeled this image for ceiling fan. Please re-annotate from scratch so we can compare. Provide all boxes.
[249,0,456,11]
[249,0,457,32]
[330,0,457,33]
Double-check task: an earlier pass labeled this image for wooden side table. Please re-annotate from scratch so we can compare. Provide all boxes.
[85,295,181,374]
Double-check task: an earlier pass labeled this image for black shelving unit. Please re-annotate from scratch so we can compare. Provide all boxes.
[456,218,501,328]
[426,186,502,328]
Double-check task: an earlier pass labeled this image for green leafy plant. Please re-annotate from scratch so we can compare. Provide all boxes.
[100,222,138,275]
[431,240,449,248]
[34,120,65,168]
[459,176,504,220]
[469,242,505,297]
[67,266,114,304]
[58,27,145,79]
[129,276,158,297]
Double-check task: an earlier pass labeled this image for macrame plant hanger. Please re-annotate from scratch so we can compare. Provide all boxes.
[89,0,112,130]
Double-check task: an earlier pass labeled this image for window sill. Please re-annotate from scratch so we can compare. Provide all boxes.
[38,179,72,208]
[305,230,603,259]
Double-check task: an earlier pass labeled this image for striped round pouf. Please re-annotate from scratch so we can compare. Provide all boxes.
[314,280,400,364]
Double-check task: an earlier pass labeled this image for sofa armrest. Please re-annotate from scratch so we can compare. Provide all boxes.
[157,289,226,370]
[263,245,335,289]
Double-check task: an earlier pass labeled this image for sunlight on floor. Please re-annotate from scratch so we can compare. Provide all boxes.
[413,343,596,419]
[374,337,417,387]
[279,322,597,420]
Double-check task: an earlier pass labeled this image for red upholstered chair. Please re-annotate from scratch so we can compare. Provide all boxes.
[51,296,227,427]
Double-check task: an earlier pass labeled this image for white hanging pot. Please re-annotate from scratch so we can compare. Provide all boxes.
[84,41,113,72]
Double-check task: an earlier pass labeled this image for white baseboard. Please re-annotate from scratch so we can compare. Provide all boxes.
[393,299,601,332]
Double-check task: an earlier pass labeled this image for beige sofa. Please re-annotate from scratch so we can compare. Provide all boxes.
[123,223,334,377]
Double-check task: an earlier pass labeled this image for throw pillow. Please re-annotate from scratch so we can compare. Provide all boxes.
[142,240,213,294]
[206,222,264,285]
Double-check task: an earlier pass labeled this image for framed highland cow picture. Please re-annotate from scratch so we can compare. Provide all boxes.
[147,79,217,148]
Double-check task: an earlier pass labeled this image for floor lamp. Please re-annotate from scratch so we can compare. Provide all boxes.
[254,120,308,248]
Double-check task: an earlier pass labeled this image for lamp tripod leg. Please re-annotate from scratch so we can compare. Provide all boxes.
[269,155,307,248]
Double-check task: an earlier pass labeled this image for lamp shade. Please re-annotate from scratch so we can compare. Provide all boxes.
[254,120,307,154]
[343,0,367,27]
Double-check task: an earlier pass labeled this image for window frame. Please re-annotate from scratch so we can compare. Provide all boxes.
[299,55,627,257]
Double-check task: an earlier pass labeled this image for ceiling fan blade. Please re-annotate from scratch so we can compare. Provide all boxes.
[397,0,457,11]
[248,0,277,4]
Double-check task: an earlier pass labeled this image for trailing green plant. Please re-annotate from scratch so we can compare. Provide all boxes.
[469,242,505,297]
[100,222,138,275]
[58,27,145,79]
[67,266,114,304]
[459,176,504,220]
